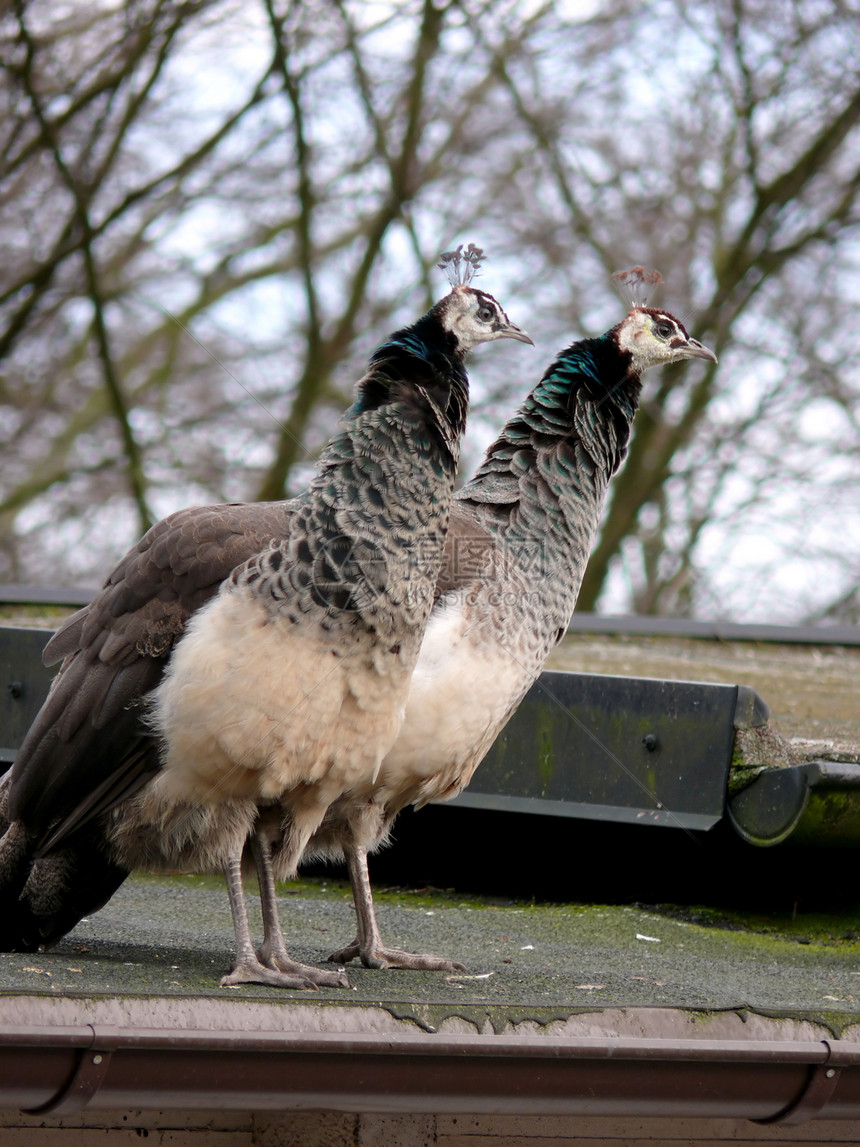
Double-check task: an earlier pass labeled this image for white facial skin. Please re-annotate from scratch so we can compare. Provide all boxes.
[442,286,534,352]
[616,308,718,372]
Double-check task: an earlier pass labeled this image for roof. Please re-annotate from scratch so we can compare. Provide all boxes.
[550,622,860,755]
[2,600,860,1121]
[2,870,860,1119]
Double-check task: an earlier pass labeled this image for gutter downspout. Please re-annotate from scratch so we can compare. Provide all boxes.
[2,1026,860,1123]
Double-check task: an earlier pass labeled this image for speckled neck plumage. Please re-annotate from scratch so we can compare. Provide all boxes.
[230,317,470,644]
[457,331,641,561]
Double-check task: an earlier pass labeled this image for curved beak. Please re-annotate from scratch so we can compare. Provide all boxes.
[683,337,718,364]
[499,321,535,346]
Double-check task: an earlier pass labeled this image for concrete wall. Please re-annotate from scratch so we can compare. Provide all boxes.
[3,1109,860,1144]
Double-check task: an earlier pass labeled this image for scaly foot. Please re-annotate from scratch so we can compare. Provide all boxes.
[256,937,350,988]
[327,939,466,972]
[221,956,319,990]
[221,955,350,989]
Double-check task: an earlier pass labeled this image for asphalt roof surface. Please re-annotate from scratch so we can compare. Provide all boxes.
[1,611,858,1045]
[2,871,860,1042]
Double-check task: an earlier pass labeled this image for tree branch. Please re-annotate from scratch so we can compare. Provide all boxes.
[13,0,152,533]
[255,0,447,500]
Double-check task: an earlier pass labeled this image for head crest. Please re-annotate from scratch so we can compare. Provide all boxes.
[611,266,664,309]
[438,243,485,288]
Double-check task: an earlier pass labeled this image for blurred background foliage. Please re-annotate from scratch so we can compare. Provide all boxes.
[1,0,859,621]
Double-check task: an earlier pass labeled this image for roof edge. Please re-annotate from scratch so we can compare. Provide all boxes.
[2,1024,860,1123]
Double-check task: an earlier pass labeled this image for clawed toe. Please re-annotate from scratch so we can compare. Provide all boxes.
[367,948,466,972]
[258,948,350,988]
[295,964,349,988]
[327,942,360,964]
[220,958,320,990]
[330,943,466,971]
[221,954,350,989]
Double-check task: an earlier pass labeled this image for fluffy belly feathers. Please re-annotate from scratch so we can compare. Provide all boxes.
[376,594,527,807]
[148,589,410,807]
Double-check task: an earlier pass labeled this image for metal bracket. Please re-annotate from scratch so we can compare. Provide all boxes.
[23,1024,118,1117]
[756,1041,841,1125]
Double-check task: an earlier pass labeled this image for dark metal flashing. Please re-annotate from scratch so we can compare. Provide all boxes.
[0,626,54,768]
[733,684,771,730]
[451,790,720,830]
[2,1025,860,1121]
[451,671,750,831]
[0,584,94,607]
[0,629,758,834]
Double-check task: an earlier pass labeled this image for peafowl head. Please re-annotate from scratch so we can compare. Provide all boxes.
[610,267,717,374]
[438,286,534,353]
[434,243,534,354]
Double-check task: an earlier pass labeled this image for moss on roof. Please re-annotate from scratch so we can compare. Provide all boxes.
[1,871,860,1036]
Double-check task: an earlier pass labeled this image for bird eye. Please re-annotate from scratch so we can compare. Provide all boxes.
[476,304,495,323]
[653,320,674,339]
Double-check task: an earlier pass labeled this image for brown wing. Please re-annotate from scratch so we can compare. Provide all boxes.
[434,503,496,602]
[8,500,297,845]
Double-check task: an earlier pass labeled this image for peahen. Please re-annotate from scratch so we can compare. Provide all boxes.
[320,268,719,970]
[0,245,532,989]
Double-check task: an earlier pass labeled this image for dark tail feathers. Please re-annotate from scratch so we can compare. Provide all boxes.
[0,811,129,952]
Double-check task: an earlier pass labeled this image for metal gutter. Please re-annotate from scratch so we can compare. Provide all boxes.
[730,760,860,847]
[2,1025,860,1122]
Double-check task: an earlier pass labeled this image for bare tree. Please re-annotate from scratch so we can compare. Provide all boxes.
[487,0,860,618]
[0,0,858,622]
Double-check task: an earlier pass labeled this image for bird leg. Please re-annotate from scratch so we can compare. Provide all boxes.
[327,841,466,972]
[220,843,335,990]
[250,831,349,988]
